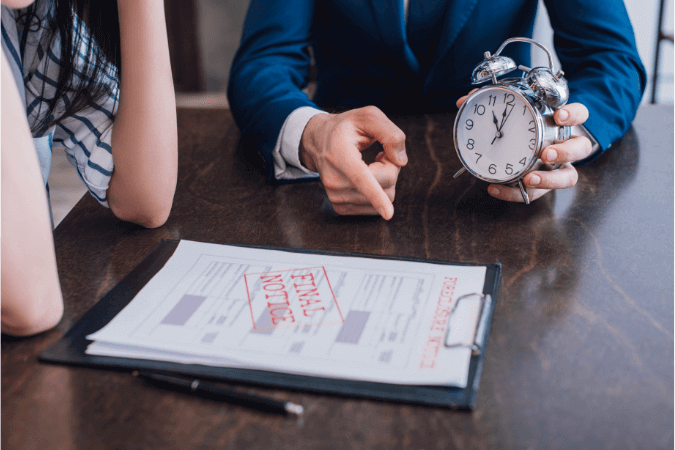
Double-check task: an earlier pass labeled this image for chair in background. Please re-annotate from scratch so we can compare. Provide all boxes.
[164,0,204,92]
[651,0,673,103]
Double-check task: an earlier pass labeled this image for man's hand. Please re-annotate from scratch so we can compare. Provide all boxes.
[299,106,408,220]
[456,92,593,203]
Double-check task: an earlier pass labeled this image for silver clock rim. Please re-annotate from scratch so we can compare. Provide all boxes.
[453,84,545,184]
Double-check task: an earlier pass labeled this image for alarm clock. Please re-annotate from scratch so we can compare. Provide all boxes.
[453,37,571,204]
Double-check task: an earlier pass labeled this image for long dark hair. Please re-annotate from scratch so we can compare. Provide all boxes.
[19,0,121,135]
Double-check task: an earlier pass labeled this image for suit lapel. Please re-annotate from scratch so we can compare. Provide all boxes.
[367,0,481,79]
[369,0,421,74]
[427,0,480,81]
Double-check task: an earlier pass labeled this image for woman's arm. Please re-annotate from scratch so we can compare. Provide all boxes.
[1,50,64,336]
[107,0,177,228]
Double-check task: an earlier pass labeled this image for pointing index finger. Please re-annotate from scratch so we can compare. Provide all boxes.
[343,151,394,219]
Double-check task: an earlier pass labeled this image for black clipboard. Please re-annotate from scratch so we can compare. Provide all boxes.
[40,239,501,409]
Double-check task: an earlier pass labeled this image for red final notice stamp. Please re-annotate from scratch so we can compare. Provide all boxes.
[244,266,344,330]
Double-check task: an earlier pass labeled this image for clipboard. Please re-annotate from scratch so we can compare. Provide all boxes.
[40,239,501,410]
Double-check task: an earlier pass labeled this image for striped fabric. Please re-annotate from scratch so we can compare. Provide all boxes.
[1,2,119,207]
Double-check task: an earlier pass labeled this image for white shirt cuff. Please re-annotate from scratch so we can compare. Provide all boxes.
[572,124,601,153]
[272,106,326,181]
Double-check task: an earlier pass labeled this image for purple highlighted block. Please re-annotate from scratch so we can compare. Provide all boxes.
[335,310,370,344]
[161,294,206,326]
[251,309,274,335]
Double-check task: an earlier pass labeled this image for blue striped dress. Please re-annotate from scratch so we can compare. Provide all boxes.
[2,2,119,207]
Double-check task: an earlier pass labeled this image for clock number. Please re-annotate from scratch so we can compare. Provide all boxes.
[529,120,535,133]
[528,138,535,150]
[473,104,485,115]
[505,163,513,175]
[475,153,482,163]
[519,157,527,166]
[465,119,474,130]
[466,138,475,150]
[489,164,497,175]
[488,95,496,106]
[503,93,515,105]
[523,105,527,115]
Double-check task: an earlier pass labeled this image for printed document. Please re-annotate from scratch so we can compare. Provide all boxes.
[87,240,487,387]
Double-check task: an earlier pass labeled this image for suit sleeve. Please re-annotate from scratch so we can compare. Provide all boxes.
[227,0,318,183]
[544,0,646,164]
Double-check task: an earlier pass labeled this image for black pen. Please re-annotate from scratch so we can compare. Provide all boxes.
[133,371,304,416]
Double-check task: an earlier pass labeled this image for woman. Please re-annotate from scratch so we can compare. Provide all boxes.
[1,0,177,335]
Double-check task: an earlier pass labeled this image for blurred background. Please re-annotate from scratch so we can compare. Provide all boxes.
[49,0,673,226]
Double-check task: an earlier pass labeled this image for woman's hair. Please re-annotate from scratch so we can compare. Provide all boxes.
[20,0,121,134]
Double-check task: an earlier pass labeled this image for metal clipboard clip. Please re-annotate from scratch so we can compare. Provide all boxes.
[444,293,492,355]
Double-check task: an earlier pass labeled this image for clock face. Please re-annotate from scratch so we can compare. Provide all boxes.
[455,87,539,182]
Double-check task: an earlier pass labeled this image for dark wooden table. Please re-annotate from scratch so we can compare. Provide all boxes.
[3,106,673,450]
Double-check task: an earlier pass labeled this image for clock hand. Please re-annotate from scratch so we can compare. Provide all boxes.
[498,106,508,131]
[492,111,502,145]
[499,104,514,132]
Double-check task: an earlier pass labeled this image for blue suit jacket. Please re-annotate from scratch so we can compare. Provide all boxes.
[228,0,646,183]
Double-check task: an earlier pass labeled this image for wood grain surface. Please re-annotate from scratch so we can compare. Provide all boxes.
[2,106,673,450]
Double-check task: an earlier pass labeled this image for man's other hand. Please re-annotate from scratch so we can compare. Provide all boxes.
[456,93,593,203]
[299,106,408,219]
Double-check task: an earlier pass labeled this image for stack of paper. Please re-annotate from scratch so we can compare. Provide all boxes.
[87,240,488,388]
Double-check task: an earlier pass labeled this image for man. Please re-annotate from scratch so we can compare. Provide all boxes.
[228,0,645,219]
